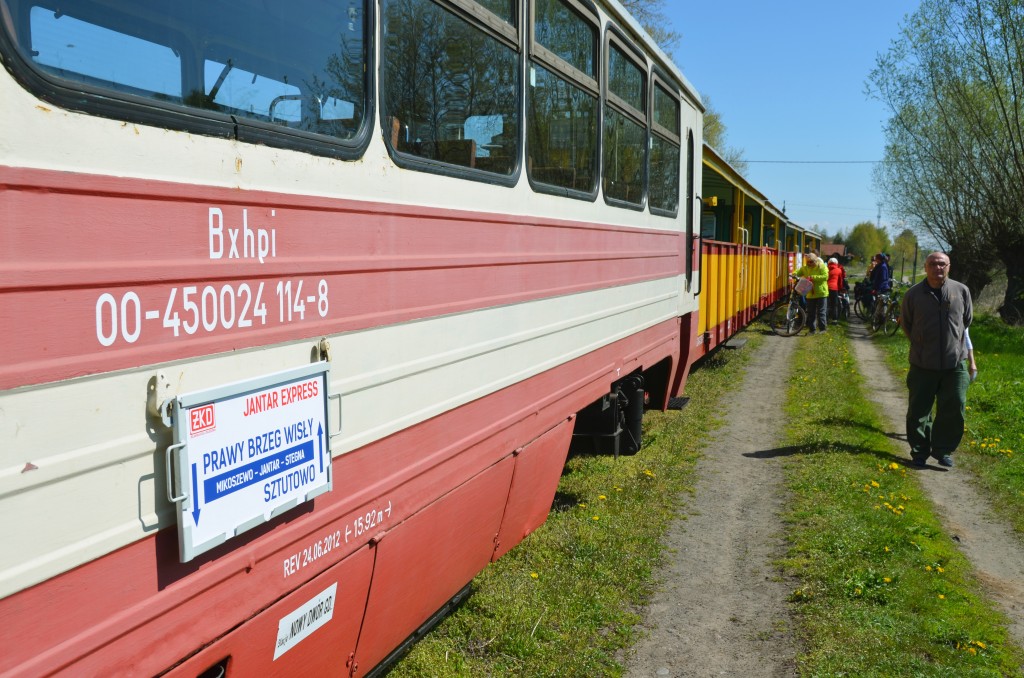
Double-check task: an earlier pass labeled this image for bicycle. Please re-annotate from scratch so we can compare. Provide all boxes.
[880,282,909,336]
[869,282,907,335]
[852,280,873,321]
[869,291,891,333]
[769,277,807,336]
[833,289,850,323]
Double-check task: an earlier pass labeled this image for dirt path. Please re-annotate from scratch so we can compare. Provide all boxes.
[626,320,1024,677]
[847,319,1024,646]
[625,333,800,678]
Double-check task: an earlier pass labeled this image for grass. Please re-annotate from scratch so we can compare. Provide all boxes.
[387,338,761,676]
[780,326,1024,676]
[386,316,1024,676]
[871,315,1024,536]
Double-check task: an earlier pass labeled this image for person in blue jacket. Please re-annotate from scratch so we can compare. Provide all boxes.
[870,253,892,295]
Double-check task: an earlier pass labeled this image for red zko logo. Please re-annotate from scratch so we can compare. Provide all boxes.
[190,404,216,436]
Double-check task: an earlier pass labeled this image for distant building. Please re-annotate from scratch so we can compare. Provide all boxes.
[820,242,848,260]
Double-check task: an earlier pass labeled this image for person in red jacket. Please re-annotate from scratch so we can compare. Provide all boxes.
[827,258,846,325]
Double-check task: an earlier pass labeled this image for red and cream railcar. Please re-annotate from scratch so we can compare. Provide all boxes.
[0,0,702,675]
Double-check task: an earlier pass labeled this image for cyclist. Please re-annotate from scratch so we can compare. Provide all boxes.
[794,253,830,334]
[826,257,846,325]
[869,253,892,324]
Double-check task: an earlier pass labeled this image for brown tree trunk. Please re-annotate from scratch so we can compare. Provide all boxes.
[1000,261,1024,325]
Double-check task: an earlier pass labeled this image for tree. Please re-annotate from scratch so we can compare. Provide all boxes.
[891,228,919,282]
[702,94,748,174]
[870,0,1024,322]
[845,221,891,264]
[618,0,680,53]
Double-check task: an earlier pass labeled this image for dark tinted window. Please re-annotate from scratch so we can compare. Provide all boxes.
[603,41,646,206]
[527,0,598,194]
[650,82,680,214]
[533,0,595,76]
[476,0,517,24]
[608,44,643,112]
[382,0,519,175]
[528,63,598,191]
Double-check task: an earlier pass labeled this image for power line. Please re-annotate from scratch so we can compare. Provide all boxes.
[741,160,880,164]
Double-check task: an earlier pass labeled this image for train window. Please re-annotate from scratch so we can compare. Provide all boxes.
[649,80,680,215]
[474,0,517,24]
[603,36,647,207]
[381,0,520,177]
[0,1,370,154]
[527,0,599,196]
[27,9,181,100]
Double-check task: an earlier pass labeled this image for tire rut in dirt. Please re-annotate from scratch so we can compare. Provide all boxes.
[625,334,800,678]
[847,319,1024,648]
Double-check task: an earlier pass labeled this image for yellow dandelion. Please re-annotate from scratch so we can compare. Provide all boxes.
[974,640,987,649]
[883,577,892,583]
[871,480,880,488]
[592,515,600,521]
[889,462,900,470]
[967,647,977,655]
[937,566,944,573]
[598,495,607,500]
[884,546,891,552]
[925,565,933,571]
[938,594,945,599]
[579,503,587,508]
[530,572,539,579]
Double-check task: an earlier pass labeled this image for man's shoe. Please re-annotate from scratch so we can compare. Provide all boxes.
[910,456,928,467]
[937,455,954,468]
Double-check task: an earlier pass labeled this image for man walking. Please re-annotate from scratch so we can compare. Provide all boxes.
[900,252,973,468]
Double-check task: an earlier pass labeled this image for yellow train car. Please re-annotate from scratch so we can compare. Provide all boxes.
[695,145,818,355]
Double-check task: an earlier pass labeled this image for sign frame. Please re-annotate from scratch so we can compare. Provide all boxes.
[166,362,332,562]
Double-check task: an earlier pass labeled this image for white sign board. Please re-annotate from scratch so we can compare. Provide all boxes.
[168,363,331,562]
[273,582,338,660]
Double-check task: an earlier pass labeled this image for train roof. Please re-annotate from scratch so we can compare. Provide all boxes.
[702,143,794,227]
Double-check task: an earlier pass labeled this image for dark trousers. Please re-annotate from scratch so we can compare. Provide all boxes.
[905,362,970,459]
[828,290,839,321]
[807,297,827,332]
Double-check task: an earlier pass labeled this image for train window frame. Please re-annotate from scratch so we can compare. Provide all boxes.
[601,27,648,211]
[0,0,375,161]
[525,0,601,200]
[648,71,681,218]
[379,0,523,187]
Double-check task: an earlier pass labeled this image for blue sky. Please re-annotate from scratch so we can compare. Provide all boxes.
[666,1,921,239]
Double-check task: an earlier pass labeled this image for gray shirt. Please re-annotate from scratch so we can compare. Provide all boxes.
[901,278,973,370]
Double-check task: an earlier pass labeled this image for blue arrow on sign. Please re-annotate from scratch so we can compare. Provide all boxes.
[191,463,202,525]
[318,423,324,473]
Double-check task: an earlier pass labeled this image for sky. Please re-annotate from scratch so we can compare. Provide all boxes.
[666,1,921,239]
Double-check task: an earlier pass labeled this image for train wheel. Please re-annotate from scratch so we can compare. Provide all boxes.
[770,302,806,337]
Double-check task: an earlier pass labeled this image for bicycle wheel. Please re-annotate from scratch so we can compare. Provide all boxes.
[837,296,849,322]
[770,301,806,337]
[869,304,886,333]
[884,305,901,336]
[854,299,870,321]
